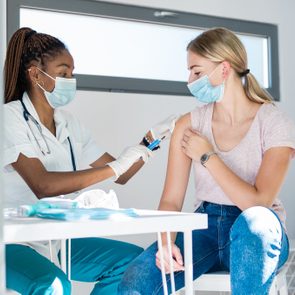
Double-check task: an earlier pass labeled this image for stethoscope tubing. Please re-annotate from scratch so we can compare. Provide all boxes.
[20,99,77,171]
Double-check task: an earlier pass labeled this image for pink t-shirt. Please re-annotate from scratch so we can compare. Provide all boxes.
[190,102,295,226]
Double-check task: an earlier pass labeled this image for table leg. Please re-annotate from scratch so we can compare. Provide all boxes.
[184,230,193,295]
[60,239,67,273]
[49,240,53,262]
[67,239,71,280]
[157,232,168,295]
[166,232,176,294]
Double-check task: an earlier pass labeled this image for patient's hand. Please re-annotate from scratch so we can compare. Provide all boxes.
[182,128,213,161]
[155,243,185,273]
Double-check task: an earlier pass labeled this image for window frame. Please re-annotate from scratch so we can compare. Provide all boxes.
[7,0,280,100]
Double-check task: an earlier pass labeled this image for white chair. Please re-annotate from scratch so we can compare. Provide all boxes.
[177,268,288,294]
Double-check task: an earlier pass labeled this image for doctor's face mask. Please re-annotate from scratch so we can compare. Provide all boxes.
[36,68,76,108]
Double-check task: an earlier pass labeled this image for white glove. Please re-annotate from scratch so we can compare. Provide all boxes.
[150,114,179,141]
[107,144,152,180]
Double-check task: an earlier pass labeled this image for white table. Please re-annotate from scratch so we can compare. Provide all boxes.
[4,209,207,295]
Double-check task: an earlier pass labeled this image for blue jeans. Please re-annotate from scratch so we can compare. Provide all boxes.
[6,237,143,295]
[118,202,289,295]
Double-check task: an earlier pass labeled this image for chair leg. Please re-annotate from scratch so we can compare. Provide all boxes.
[269,274,289,295]
[276,269,289,295]
[279,285,289,295]
[269,278,277,295]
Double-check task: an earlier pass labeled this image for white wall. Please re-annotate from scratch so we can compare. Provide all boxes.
[66,0,295,246]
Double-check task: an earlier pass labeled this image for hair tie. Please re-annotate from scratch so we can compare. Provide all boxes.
[24,30,37,43]
[239,69,250,77]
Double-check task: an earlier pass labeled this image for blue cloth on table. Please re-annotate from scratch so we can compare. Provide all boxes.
[35,208,138,221]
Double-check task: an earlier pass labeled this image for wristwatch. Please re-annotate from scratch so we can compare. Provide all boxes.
[200,151,217,167]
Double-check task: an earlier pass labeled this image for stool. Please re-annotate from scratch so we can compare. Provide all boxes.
[176,268,288,294]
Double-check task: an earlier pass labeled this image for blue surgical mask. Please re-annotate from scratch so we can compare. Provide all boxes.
[37,68,76,108]
[187,67,224,103]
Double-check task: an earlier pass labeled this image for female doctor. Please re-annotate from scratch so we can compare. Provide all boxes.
[3,27,176,295]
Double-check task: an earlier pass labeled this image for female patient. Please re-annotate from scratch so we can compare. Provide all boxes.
[118,27,295,294]
[3,27,176,294]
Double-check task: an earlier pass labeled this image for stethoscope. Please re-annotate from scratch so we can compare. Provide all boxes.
[20,100,77,171]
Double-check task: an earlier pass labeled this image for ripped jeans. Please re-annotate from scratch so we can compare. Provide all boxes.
[118,202,289,295]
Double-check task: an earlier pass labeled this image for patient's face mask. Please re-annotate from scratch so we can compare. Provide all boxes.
[187,65,224,104]
[36,68,76,108]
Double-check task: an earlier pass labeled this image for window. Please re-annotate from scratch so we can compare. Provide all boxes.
[7,0,280,100]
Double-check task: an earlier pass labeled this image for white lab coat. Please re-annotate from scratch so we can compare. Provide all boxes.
[3,92,104,264]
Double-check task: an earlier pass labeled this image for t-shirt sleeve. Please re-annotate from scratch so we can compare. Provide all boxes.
[3,106,39,172]
[262,107,295,158]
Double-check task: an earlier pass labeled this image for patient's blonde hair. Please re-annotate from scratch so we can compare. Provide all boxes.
[187,27,273,103]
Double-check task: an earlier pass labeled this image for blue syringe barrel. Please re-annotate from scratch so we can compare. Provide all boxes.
[147,139,161,150]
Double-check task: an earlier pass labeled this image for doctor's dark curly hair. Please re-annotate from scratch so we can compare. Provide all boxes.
[4,27,66,103]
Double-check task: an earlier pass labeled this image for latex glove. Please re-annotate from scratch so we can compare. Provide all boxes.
[150,114,179,141]
[75,189,119,209]
[107,144,152,180]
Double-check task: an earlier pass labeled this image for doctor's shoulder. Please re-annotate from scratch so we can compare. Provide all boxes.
[3,100,25,124]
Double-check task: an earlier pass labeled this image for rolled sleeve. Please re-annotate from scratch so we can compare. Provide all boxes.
[3,106,38,172]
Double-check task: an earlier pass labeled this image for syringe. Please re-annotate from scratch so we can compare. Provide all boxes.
[147,136,166,151]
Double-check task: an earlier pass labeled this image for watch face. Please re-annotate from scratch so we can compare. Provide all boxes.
[200,153,208,163]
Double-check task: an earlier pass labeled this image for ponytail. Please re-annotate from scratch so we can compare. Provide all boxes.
[4,27,66,103]
[4,28,33,103]
[243,72,273,104]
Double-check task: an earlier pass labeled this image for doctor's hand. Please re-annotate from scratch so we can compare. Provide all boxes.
[149,114,179,142]
[155,243,185,273]
[181,128,214,161]
[143,114,179,151]
[107,145,152,180]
